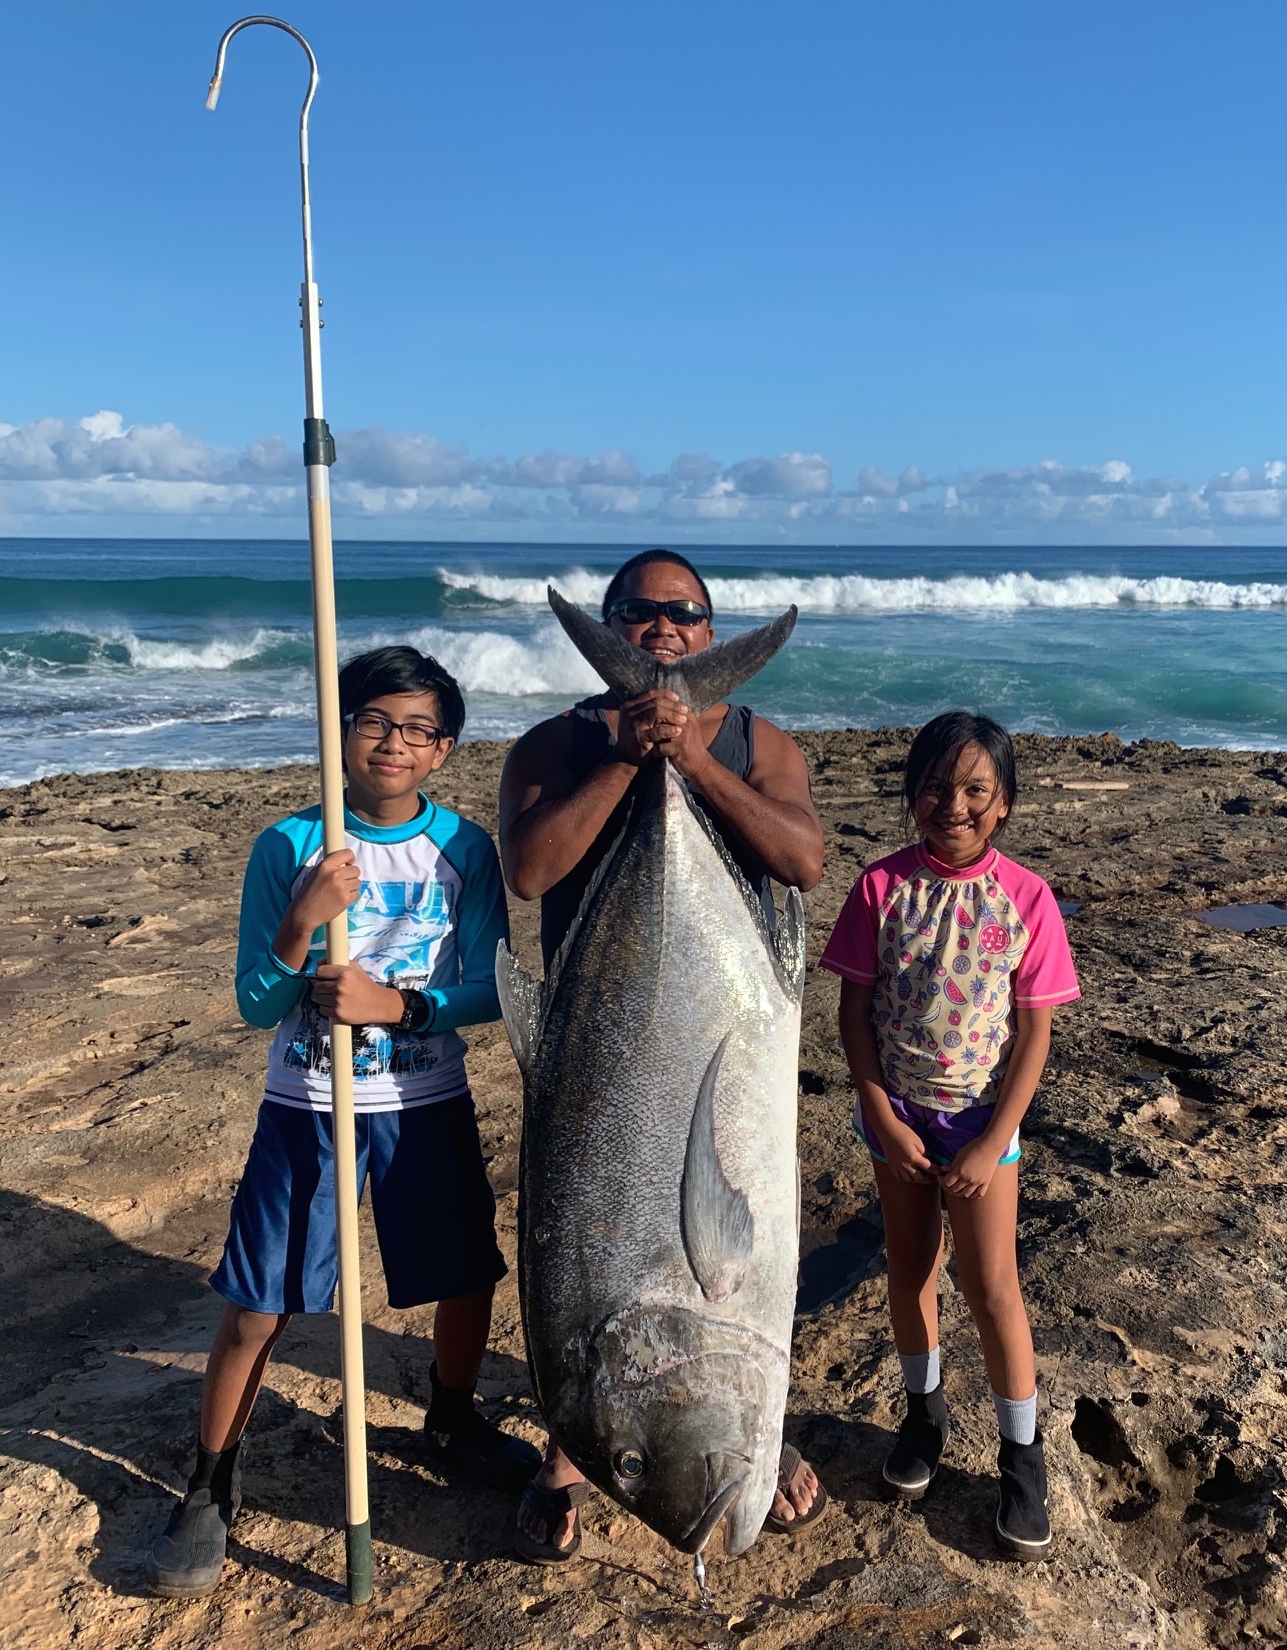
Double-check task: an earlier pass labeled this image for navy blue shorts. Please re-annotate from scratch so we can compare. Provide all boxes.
[210,1095,507,1315]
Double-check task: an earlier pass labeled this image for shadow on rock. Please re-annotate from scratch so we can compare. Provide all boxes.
[796,1407,999,1566]
[0,1185,216,1408]
[0,1188,541,1597]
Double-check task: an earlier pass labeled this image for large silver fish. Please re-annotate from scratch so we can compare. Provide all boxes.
[497,588,805,1557]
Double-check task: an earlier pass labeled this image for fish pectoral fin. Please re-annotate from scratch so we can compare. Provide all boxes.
[681,1036,755,1301]
[496,940,542,1075]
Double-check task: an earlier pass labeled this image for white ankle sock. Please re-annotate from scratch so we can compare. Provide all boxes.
[898,1348,940,1394]
[992,1389,1037,1445]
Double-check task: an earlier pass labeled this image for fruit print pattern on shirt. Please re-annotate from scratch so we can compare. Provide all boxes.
[874,867,1027,1112]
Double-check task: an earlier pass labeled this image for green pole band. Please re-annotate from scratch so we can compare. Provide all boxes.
[346,1519,373,1605]
[304,416,336,467]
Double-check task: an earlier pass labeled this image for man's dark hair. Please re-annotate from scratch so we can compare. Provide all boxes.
[902,711,1016,836]
[600,548,714,620]
[338,645,466,740]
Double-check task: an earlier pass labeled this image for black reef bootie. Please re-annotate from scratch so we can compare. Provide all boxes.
[423,1360,541,1492]
[995,1431,1051,1558]
[147,1437,244,1598]
[882,1383,950,1499]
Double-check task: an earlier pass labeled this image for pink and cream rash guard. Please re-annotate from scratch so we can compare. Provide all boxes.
[820,843,1080,1112]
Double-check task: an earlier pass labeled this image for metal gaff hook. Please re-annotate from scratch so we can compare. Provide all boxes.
[205,16,326,420]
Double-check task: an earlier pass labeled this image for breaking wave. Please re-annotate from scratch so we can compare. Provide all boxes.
[400,624,602,698]
[0,621,601,699]
[440,567,1287,613]
[0,627,305,675]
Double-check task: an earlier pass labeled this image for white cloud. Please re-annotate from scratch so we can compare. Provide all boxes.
[3,410,1287,542]
[79,410,125,442]
[669,452,722,484]
[724,451,832,497]
[500,448,642,489]
[332,428,475,488]
[0,414,227,482]
[856,463,931,497]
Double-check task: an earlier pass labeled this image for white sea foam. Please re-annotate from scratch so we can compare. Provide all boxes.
[440,567,1287,613]
[0,626,305,677]
[439,568,611,608]
[360,622,603,698]
[122,628,295,670]
[87,706,309,739]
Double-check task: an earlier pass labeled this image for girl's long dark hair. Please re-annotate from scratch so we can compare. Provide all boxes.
[902,712,1017,837]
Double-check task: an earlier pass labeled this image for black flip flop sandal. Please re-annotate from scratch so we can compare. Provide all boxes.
[762,1444,829,1535]
[513,1476,591,1565]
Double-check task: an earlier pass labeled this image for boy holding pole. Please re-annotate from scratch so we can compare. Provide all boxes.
[147,644,538,1598]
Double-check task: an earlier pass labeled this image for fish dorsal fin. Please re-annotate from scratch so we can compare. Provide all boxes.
[548,586,797,717]
[681,1036,754,1302]
[496,940,543,1076]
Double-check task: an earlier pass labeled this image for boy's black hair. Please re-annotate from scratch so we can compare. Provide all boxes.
[338,645,466,741]
[902,711,1017,836]
[600,548,714,620]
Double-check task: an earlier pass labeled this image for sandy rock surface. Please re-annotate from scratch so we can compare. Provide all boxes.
[3,731,1287,1649]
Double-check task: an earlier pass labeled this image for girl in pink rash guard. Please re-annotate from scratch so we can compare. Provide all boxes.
[820,712,1079,1560]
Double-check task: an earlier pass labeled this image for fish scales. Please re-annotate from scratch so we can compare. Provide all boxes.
[498,590,804,1557]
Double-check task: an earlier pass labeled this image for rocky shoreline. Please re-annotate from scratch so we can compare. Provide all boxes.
[3,730,1287,1649]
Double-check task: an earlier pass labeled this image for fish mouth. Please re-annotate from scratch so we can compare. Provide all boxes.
[673,1462,751,1555]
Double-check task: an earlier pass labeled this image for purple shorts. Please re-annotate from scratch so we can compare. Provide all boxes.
[856,1094,1020,1168]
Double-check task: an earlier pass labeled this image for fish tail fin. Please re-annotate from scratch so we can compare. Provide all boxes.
[547,586,797,715]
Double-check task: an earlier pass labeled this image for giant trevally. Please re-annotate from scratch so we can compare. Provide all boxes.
[497,587,805,1557]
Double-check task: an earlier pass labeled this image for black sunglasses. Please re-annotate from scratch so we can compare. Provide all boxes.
[606,597,711,627]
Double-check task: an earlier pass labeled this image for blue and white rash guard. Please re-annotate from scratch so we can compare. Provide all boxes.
[235,795,508,1113]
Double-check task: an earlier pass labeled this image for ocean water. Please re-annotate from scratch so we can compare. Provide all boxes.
[2,538,1285,787]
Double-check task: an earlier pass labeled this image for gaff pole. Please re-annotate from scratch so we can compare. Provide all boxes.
[204,16,372,1607]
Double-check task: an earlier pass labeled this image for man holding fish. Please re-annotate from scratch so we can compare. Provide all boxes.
[498,548,827,1563]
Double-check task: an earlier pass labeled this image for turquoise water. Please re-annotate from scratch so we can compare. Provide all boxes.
[1,538,1284,786]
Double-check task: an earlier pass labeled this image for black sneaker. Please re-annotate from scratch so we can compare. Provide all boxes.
[995,1432,1051,1559]
[147,1439,244,1599]
[424,1407,543,1491]
[422,1362,541,1492]
[882,1384,950,1500]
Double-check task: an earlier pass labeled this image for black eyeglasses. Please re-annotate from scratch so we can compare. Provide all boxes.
[606,598,711,627]
[345,710,448,749]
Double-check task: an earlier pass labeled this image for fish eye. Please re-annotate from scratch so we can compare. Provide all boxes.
[614,1448,646,1480]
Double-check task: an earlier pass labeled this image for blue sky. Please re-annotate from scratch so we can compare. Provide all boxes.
[2,0,1287,541]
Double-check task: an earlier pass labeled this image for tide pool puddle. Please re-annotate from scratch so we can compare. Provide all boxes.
[1057,900,1082,917]
[1198,903,1287,932]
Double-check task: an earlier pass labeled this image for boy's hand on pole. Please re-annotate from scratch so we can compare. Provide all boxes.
[272,849,362,973]
[311,963,404,1027]
[294,849,362,929]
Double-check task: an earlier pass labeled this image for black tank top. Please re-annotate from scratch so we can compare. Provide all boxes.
[539,695,776,968]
